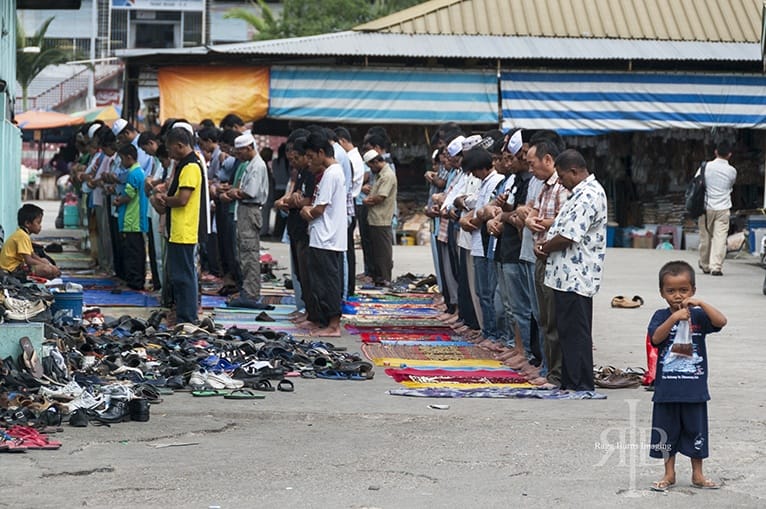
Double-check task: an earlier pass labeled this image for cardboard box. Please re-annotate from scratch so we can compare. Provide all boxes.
[632,234,654,249]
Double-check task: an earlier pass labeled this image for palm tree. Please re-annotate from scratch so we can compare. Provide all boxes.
[16,16,70,111]
[224,0,282,41]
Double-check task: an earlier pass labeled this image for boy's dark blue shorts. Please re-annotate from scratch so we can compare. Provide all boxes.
[649,402,708,459]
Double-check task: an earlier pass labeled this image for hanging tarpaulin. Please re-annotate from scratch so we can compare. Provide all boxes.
[157,66,269,125]
[501,71,766,136]
[269,66,497,124]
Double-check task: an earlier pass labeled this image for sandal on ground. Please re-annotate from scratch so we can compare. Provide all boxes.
[611,296,641,309]
[251,380,275,392]
[277,379,294,392]
[190,390,227,397]
[691,479,720,489]
[650,480,675,492]
[223,389,265,400]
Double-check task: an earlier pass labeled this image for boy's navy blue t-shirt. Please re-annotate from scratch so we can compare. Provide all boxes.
[647,306,721,403]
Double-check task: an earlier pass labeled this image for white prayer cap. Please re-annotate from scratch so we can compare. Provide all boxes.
[506,129,523,156]
[234,133,255,149]
[446,135,466,157]
[111,118,128,136]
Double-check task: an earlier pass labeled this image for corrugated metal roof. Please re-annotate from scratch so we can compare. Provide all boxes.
[160,32,758,61]
[355,0,762,43]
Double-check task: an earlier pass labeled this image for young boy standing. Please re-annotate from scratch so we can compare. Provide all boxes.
[113,144,148,290]
[0,204,61,279]
[648,260,727,492]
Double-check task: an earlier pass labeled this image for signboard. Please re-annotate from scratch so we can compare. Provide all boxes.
[95,88,121,107]
[111,0,204,11]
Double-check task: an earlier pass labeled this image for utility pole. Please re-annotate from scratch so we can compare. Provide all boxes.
[87,0,97,109]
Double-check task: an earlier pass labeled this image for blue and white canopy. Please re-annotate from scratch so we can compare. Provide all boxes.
[501,71,766,136]
[269,65,498,125]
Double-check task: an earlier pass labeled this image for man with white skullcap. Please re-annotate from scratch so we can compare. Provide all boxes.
[224,132,269,308]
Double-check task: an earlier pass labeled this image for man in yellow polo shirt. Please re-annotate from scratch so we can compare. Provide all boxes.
[155,127,207,324]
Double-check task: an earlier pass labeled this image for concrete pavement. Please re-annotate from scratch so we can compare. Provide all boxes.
[4,200,765,508]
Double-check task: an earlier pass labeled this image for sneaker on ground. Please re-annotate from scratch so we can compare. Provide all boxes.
[40,380,84,400]
[206,371,244,390]
[67,390,105,412]
[188,369,208,389]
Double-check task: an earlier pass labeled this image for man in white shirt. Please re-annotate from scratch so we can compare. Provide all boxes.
[300,131,347,337]
[699,141,737,276]
[335,126,365,296]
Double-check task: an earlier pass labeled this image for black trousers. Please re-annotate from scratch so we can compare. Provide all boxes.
[307,247,343,327]
[553,290,595,391]
[216,204,239,284]
[121,232,146,291]
[355,204,372,275]
[346,216,357,296]
[291,235,314,320]
[367,224,393,284]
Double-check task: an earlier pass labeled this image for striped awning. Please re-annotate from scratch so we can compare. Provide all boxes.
[501,71,766,136]
[269,66,497,124]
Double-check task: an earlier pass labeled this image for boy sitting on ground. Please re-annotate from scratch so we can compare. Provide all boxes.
[0,204,61,279]
[647,260,726,492]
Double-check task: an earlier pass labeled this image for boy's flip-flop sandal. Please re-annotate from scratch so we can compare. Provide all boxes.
[650,480,675,492]
[277,380,294,392]
[223,389,265,400]
[191,390,227,397]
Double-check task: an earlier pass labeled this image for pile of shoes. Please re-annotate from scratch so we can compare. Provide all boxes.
[389,273,438,293]
[0,275,53,322]
[593,366,645,389]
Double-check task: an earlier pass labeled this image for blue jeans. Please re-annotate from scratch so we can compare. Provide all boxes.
[499,262,534,358]
[167,242,198,324]
[473,255,498,341]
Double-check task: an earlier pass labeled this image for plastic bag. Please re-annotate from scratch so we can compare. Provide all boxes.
[670,319,693,358]
[643,333,657,386]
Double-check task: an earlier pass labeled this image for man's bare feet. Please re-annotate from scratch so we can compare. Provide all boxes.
[311,326,341,337]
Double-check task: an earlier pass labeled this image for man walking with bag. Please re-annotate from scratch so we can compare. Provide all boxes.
[698,141,736,276]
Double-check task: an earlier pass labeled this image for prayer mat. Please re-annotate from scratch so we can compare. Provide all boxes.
[83,289,159,307]
[342,308,439,317]
[345,318,447,327]
[362,343,496,362]
[360,332,457,343]
[345,324,453,335]
[388,388,607,399]
[376,340,474,347]
[398,381,534,389]
[371,358,503,368]
[260,295,295,305]
[385,367,527,381]
[62,276,118,289]
[201,295,228,308]
[214,305,294,316]
[346,296,435,304]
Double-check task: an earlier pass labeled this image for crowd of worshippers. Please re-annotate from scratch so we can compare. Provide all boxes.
[425,125,608,392]
[65,115,398,337]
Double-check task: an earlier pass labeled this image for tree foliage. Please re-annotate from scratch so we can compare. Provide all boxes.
[226,0,427,40]
[16,16,70,111]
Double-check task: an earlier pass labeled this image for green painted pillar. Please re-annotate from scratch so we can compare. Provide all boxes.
[0,1,22,236]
